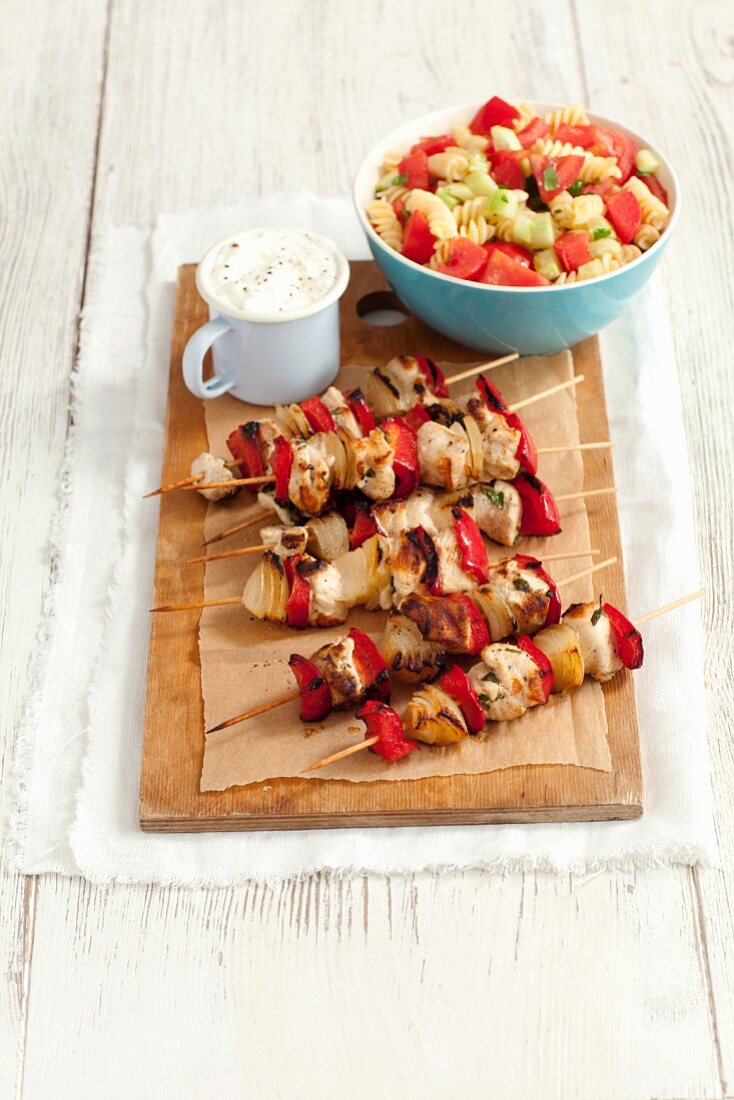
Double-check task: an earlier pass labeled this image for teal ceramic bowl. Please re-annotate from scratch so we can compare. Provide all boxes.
[353,102,679,354]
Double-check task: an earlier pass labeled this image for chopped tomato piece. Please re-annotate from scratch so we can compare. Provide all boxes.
[581,178,617,198]
[392,195,408,223]
[554,231,592,272]
[401,209,436,265]
[438,665,485,734]
[381,416,420,499]
[554,124,595,148]
[397,149,429,190]
[515,635,555,702]
[517,117,551,148]
[483,250,550,287]
[484,241,533,268]
[469,95,519,135]
[492,152,525,190]
[603,603,644,670]
[358,700,419,763]
[588,126,636,182]
[300,396,335,434]
[636,172,669,206]
[531,153,585,202]
[288,653,331,721]
[605,191,642,245]
[435,237,488,281]
[410,134,455,157]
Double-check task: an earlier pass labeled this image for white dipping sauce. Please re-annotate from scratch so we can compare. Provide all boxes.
[201,228,341,317]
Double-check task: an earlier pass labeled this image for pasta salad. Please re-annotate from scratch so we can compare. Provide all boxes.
[366,96,671,287]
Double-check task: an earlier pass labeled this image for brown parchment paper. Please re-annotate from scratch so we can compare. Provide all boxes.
[198,353,611,792]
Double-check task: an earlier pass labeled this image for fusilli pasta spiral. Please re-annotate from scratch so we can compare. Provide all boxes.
[366,199,403,251]
[453,197,495,244]
[452,124,488,151]
[531,138,585,158]
[634,223,661,250]
[623,176,670,230]
[427,149,470,182]
[405,189,458,239]
[577,155,622,182]
[544,104,589,132]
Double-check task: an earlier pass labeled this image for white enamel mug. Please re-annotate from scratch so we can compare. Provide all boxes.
[183,230,350,405]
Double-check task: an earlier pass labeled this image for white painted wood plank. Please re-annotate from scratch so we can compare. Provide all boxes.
[573,0,734,1088]
[22,871,721,1100]
[0,0,106,1094]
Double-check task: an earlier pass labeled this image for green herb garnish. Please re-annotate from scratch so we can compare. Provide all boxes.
[542,165,560,192]
[364,468,376,479]
[481,485,505,510]
[593,227,612,240]
[568,178,584,197]
[392,173,408,186]
[591,600,605,626]
[482,671,500,685]
[513,578,532,593]
[478,693,492,707]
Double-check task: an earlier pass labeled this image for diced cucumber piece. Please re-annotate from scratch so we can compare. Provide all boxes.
[445,183,474,203]
[489,188,519,218]
[375,170,397,193]
[511,211,535,248]
[464,169,497,196]
[436,187,459,210]
[490,125,522,151]
[531,212,555,249]
[635,148,660,174]
[534,248,562,281]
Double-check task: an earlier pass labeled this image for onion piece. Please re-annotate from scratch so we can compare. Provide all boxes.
[404,685,467,745]
[306,513,350,562]
[242,551,288,622]
[381,613,446,684]
[471,587,516,642]
[533,624,585,693]
[463,413,485,482]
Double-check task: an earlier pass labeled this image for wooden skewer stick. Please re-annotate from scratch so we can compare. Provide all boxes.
[188,543,275,565]
[536,548,599,563]
[556,486,616,503]
[556,557,617,587]
[203,510,276,545]
[537,441,613,456]
[445,352,520,387]
[302,736,379,774]
[509,374,584,413]
[206,690,302,734]
[178,475,273,492]
[150,596,241,613]
[633,588,704,627]
[144,473,203,499]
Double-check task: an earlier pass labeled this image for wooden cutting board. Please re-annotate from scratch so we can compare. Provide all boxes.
[139,262,643,831]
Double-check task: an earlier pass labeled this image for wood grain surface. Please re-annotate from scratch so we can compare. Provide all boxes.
[140,262,641,830]
[2,2,733,1097]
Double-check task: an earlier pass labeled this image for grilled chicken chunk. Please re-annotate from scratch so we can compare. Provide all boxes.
[321,386,362,439]
[311,635,365,708]
[296,558,349,627]
[288,437,332,516]
[464,396,521,481]
[431,528,476,594]
[469,643,548,722]
[404,683,468,745]
[191,453,238,501]
[484,557,551,634]
[416,421,471,490]
[351,428,396,501]
[259,525,309,558]
[390,531,434,604]
[371,488,439,539]
[469,481,522,546]
[380,613,446,684]
[399,593,479,653]
[562,602,623,681]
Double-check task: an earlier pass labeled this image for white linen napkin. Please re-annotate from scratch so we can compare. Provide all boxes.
[7,196,717,884]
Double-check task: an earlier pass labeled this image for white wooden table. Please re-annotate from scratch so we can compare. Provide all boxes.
[2,2,733,1096]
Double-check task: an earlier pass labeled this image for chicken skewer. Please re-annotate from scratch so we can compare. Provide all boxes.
[203,553,615,733]
[147,370,585,515]
[303,589,704,771]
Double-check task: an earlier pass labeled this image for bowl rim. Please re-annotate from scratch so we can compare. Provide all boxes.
[352,99,680,293]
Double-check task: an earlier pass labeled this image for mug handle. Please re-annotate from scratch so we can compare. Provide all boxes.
[182,316,236,399]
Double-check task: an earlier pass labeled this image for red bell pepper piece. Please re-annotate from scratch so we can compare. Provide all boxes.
[344,387,376,434]
[288,653,332,722]
[483,250,550,287]
[401,209,436,264]
[515,635,555,703]
[554,231,592,273]
[270,435,293,502]
[636,173,668,206]
[300,396,336,434]
[285,556,311,629]
[513,473,562,537]
[452,506,490,585]
[554,124,595,148]
[604,190,642,245]
[514,554,562,626]
[227,423,265,478]
[410,134,455,157]
[397,149,430,190]
[349,503,379,550]
[484,240,533,268]
[434,237,488,281]
[406,526,441,595]
[491,152,525,190]
[381,416,419,500]
[415,355,448,398]
[403,404,431,435]
[517,117,551,148]
[530,153,585,203]
[357,700,419,763]
[438,665,485,734]
[469,95,519,135]
[603,603,644,670]
[475,374,538,475]
[348,627,391,703]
